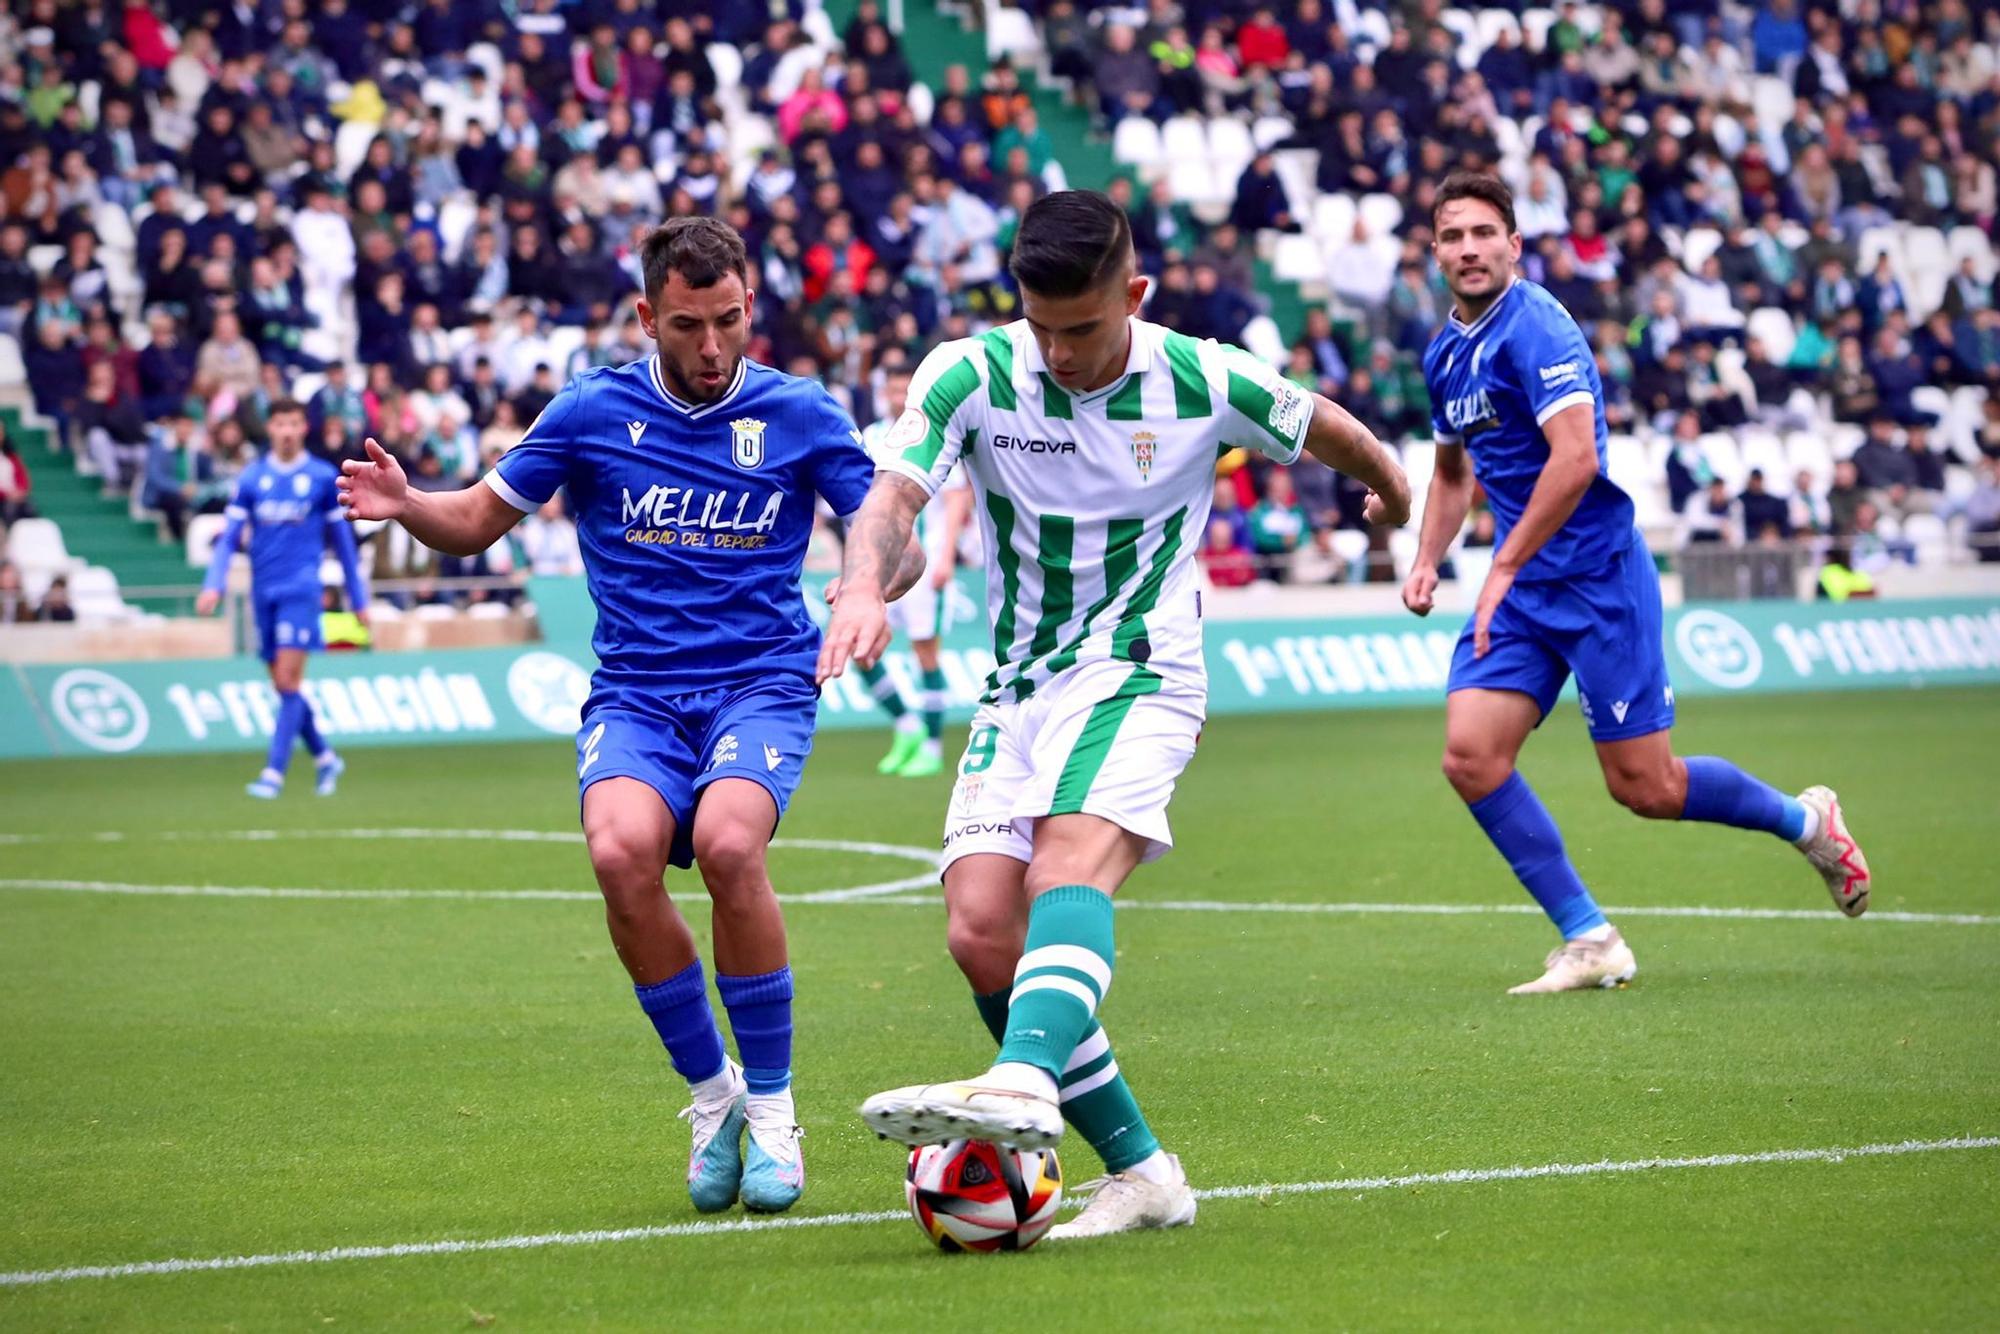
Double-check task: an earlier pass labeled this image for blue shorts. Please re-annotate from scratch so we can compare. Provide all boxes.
[254,587,324,661]
[1448,529,1676,742]
[574,678,819,868]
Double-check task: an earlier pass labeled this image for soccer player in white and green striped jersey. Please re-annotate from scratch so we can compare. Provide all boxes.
[819,191,1411,1239]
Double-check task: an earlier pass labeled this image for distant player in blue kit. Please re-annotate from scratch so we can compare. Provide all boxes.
[196,399,369,799]
[1406,173,1873,993]
[337,218,924,1212]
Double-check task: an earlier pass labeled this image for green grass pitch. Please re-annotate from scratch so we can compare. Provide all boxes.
[2,689,1995,1329]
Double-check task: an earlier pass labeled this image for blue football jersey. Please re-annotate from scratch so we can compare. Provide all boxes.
[487,354,875,694]
[1422,279,1635,582]
[204,452,365,604]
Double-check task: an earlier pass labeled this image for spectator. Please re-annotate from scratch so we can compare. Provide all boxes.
[36,574,76,623]
[1790,470,1833,535]
[1851,417,1938,520]
[520,497,585,577]
[1680,477,1741,547]
[141,414,219,543]
[1200,515,1257,588]
[1228,153,1299,234]
[196,311,262,401]
[77,361,149,491]
[1739,470,1792,540]
[1941,458,2000,562]
[0,561,29,624]
[0,426,34,524]
[1247,470,1312,582]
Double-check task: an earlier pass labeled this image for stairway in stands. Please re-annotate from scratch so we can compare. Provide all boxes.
[9,409,194,610]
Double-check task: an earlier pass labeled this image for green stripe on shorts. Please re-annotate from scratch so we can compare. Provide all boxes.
[1049,665,1165,814]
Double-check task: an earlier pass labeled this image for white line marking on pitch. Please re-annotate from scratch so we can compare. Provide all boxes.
[0,836,940,904]
[1,881,1992,926]
[2,1136,1991,1289]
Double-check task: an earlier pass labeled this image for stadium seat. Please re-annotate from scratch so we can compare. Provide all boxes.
[1168,159,1227,215]
[1827,422,1866,460]
[1351,8,1392,52]
[1357,193,1404,240]
[1330,528,1370,577]
[1738,428,1789,487]
[1903,513,1949,564]
[1476,9,1523,52]
[800,6,838,50]
[1857,225,1905,278]
[186,513,230,568]
[984,5,1043,66]
[1207,118,1255,177]
[1162,116,1208,166]
[1746,308,1797,365]
[28,244,61,277]
[1388,528,1419,578]
[1112,117,1163,170]
[1439,9,1481,67]
[467,601,514,620]
[1681,227,1723,273]
[707,42,744,92]
[1752,76,1795,128]
[0,332,25,388]
[1311,193,1356,248]
[6,518,70,573]
[334,118,382,180]
[1251,116,1294,152]
[1699,432,1747,490]
[1270,151,1316,214]
[414,602,459,622]
[905,81,935,126]
[1241,315,1287,366]
[1947,226,1997,282]
[68,565,129,620]
[1271,232,1326,287]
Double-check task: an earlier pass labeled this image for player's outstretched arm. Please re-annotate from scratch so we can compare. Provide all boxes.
[1403,441,1476,617]
[337,438,522,558]
[817,471,929,683]
[1302,394,1412,528]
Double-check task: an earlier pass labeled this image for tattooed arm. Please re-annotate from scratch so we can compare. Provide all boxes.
[816,472,930,682]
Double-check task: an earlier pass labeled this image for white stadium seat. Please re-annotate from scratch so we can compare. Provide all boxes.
[0,332,25,387]
[1948,226,1996,282]
[1162,116,1208,165]
[985,5,1043,65]
[1357,193,1404,240]
[1271,232,1327,286]
[5,517,71,574]
[68,565,130,621]
[706,42,744,92]
[1112,117,1163,169]
[1251,115,1294,151]
[1312,193,1356,247]
[1240,315,1287,366]
[1738,429,1789,487]
[1681,227,1723,273]
[1698,432,1747,491]
[186,512,230,568]
[1207,117,1255,176]
[1746,308,1797,365]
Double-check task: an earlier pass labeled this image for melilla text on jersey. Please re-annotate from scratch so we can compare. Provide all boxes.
[619,481,785,550]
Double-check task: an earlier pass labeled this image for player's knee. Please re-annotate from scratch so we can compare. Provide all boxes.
[1606,768,1679,820]
[1441,744,1509,801]
[692,820,768,896]
[586,831,665,922]
[946,911,1018,991]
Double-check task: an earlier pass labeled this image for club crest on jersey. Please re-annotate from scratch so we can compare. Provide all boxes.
[730,417,766,470]
[292,472,311,496]
[1129,430,1157,482]
[887,407,928,454]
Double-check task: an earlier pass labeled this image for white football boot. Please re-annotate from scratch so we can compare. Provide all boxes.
[859,1071,1064,1149]
[1047,1153,1198,1240]
[1795,785,1871,917]
[1507,927,1638,995]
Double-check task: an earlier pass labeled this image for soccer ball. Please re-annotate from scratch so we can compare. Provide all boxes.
[904,1138,1063,1253]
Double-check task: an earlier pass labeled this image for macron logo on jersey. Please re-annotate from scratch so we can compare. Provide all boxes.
[627,421,647,447]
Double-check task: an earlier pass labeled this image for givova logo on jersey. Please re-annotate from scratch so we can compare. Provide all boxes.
[620,483,783,550]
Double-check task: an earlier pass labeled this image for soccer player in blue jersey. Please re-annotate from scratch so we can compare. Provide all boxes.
[1406,172,1872,994]
[337,218,923,1213]
[196,400,369,799]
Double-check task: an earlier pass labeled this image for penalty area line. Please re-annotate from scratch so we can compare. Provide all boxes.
[2,1136,1992,1288]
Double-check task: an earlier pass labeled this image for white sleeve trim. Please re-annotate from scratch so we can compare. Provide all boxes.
[224,504,248,519]
[483,468,540,513]
[1433,431,1463,446]
[1535,390,1596,428]
[879,457,942,499]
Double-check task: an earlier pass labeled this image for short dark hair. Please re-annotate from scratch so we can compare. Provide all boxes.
[641,216,749,297]
[1009,190,1134,298]
[268,398,306,419]
[1433,170,1518,234]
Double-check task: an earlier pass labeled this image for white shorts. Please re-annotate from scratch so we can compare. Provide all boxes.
[885,582,944,642]
[941,658,1205,872]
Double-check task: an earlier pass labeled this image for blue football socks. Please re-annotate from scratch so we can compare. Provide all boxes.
[635,960,728,1084]
[1468,771,1608,939]
[266,691,308,776]
[717,966,794,1095]
[1681,756,1808,840]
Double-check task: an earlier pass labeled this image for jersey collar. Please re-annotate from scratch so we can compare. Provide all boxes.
[1447,276,1518,338]
[647,353,747,418]
[1018,317,1158,403]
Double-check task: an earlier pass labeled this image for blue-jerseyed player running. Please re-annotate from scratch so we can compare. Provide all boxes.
[196,399,369,799]
[338,218,923,1212]
[1408,173,1872,994]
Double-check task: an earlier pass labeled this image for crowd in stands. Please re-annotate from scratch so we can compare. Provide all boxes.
[1,0,1998,615]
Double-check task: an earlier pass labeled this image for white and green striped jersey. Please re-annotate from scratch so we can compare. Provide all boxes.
[881,317,1312,702]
